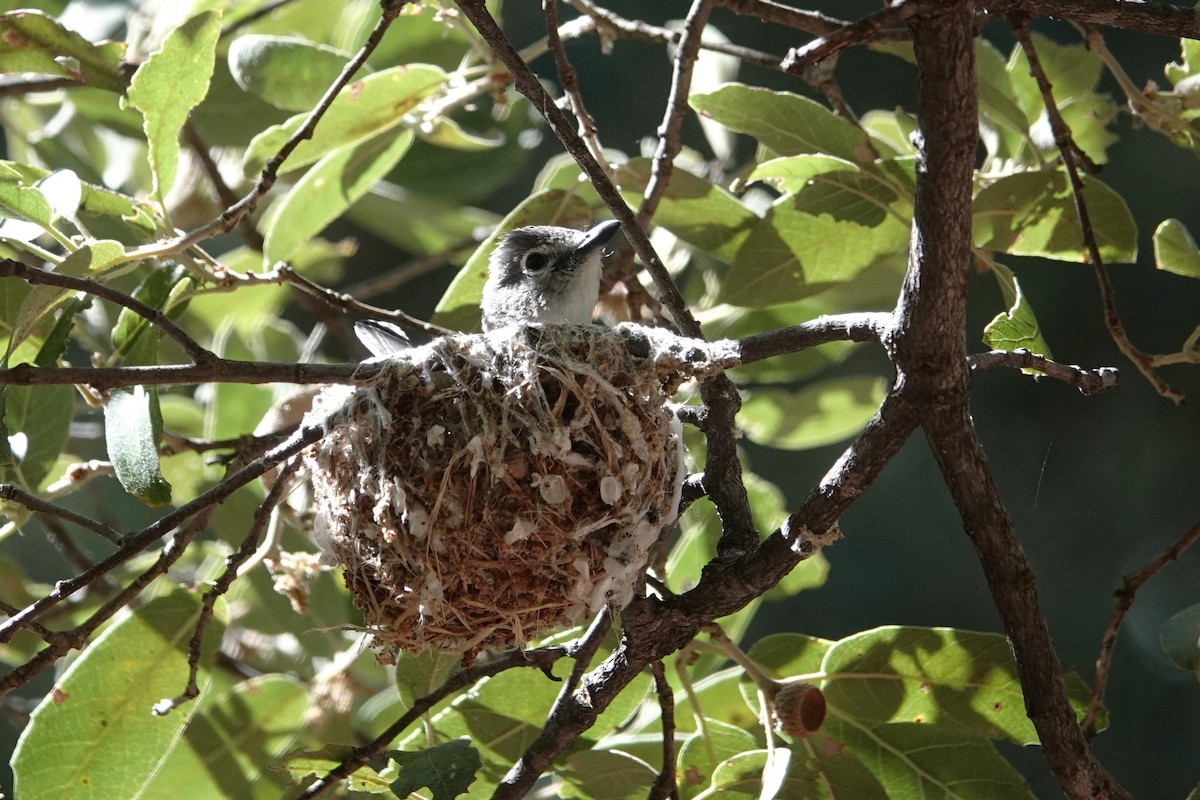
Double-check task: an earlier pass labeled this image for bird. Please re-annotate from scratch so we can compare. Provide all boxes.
[480,219,622,331]
[355,220,622,358]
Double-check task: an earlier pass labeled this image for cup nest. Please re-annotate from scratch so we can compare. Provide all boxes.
[302,323,732,659]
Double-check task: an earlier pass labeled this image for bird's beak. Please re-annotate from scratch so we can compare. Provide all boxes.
[574,220,622,257]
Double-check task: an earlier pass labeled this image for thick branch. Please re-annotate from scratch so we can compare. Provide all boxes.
[898,4,1128,798]
[979,0,1200,40]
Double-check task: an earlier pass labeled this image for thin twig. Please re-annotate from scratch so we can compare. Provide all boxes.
[453,0,698,337]
[0,75,83,98]
[121,0,412,265]
[1011,19,1183,404]
[273,265,454,337]
[1083,521,1200,737]
[297,646,570,798]
[968,350,1119,395]
[220,0,303,38]
[0,515,213,697]
[346,237,480,300]
[182,120,266,251]
[153,460,301,715]
[0,359,374,391]
[0,259,212,365]
[0,484,123,544]
[713,0,849,36]
[544,0,612,179]
[782,0,917,74]
[648,660,679,800]
[566,0,786,73]
[0,420,328,647]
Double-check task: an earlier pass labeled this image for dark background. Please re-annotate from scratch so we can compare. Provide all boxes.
[2,1,1198,797]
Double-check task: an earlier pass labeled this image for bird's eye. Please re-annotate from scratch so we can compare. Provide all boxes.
[523,250,550,272]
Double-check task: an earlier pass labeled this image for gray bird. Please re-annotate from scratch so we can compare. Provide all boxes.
[480,219,622,331]
[355,220,622,357]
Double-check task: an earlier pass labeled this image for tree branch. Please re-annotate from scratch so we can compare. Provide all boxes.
[453,0,697,337]
[121,0,412,264]
[899,4,1128,797]
[0,420,328,649]
[1083,521,1200,737]
[968,349,1119,395]
[0,360,372,391]
[979,0,1200,40]
[298,647,569,798]
[1010,19,1184,403]
[0,259,213,365]
[782,0,918,74]
[0,484,123,544]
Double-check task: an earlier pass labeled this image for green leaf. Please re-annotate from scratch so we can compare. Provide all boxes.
[558,749,655,800]
[263,130,414,263]
[283,746,394,793]
[1154,218,1200,278]
[616,158,758,262]
[228,35,356,111]
[1160,604,1200,674]
[720,190,909,307]
[0,9,126,92]
[690,83,871,162]
[12,591,224,800]
[432,189,595,331]
[823,716,1034,799]
[9,241,124,354]
[747,633,833,680]
[347,183,496,258]
[125,11,222,206]
[0,162,54,242]
[243,64,447,175]
[823,625,1061,745]
[394,648,460,709]
[418,116,505,151]
[982,261,1052,361]
[976,39,1033,148]
[972,170,1137,263]
[104,385,173,507]
[701,747,865,800]
[140,675,308,798]
[748,154,866,194]
[1,383,73,491]
[111,263,192,365]
[388,738,482,800]
[739,377,887,451]
[677,719,758,800]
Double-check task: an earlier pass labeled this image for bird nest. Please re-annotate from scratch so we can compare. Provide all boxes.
[302,323,736,659]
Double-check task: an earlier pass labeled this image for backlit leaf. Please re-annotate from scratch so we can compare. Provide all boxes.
[739,377,887,450]
[972,170,1136,263]
[1154,218,1200,278]
[243,64,446,175]
[690,84,870,162]
[126,11,221,206]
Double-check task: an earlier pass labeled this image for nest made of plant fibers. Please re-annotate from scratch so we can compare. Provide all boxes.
[303,323,737,660]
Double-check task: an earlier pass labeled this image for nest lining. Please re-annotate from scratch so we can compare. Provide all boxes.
[303,323,727,658]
